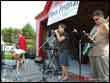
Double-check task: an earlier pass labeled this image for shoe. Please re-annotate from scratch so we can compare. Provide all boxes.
[16,72,23,81]
[62,76,68,81]
[34,57,43,63]
[57,75,62,80]
[57,75,65,82]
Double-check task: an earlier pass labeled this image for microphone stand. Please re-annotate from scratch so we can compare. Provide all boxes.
[79,30,95,82]
[73,29,88,82]
[38,32,56,82]
[39,32,55,49]
[79,39,82,82]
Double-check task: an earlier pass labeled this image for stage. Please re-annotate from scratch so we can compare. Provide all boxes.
[1,56,95,82]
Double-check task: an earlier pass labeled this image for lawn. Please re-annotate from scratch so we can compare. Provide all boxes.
[3,52,13,60]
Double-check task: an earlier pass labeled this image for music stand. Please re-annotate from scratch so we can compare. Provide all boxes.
[72,29,93,82]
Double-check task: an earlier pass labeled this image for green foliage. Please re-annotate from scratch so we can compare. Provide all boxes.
[1,23,35,50]
[27,44,34,49]
[22,23,34,39]
[1,28,19,45]
[4,52,13,60]
[22,23,35,49]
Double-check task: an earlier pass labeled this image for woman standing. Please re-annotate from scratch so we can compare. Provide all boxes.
[54,24,70,81]
[89,10,109,81]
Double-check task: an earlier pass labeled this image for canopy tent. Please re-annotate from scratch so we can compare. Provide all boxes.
[35,1,109,61]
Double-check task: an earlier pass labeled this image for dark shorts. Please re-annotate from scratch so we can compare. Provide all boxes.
[59,49,70,66]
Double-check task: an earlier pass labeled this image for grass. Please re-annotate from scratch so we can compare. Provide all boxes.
[3,52,13,60]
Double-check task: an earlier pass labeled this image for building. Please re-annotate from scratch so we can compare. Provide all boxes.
[35,1,108,62]
[35,1,108,80]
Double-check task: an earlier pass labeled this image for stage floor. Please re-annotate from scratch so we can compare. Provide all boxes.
[1,57,95,82]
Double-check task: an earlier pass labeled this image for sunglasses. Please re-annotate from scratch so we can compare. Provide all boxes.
[93,18,99,21]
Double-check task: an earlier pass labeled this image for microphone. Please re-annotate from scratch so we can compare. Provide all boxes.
[82,30,89,36]
[82,30,86,33]
[73,28,77,32]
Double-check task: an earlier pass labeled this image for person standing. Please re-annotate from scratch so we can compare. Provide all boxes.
[89,10,109,82]
[12,30,27,74]
[54,24,70,81]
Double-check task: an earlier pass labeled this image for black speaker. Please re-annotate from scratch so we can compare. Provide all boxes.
[25,48,36,59]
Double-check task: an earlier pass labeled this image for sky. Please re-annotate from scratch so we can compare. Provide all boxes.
[1,1,46,31]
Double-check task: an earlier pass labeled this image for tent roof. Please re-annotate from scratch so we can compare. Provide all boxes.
[48,1,109,32]
[35,1,52,19]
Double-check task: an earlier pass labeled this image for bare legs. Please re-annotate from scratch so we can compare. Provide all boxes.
[12,52,23,73]
[61,65,68,80]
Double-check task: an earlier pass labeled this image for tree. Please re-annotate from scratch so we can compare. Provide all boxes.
[22,23,34,39]
[1,28,10,43]
[1,27,20,44]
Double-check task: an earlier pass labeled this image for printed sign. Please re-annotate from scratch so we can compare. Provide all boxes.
[47,1,80,26]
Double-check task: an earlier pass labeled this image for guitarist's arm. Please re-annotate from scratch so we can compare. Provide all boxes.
[84,16,109,44]
[82,31,96,44]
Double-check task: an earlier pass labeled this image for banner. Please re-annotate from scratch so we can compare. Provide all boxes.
[47,1,80,26]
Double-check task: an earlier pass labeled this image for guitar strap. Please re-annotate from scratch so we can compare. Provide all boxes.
[83,26,97,56]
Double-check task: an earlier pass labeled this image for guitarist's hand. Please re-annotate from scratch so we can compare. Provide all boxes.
[83,30,96,44]
[88,35,96,44]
